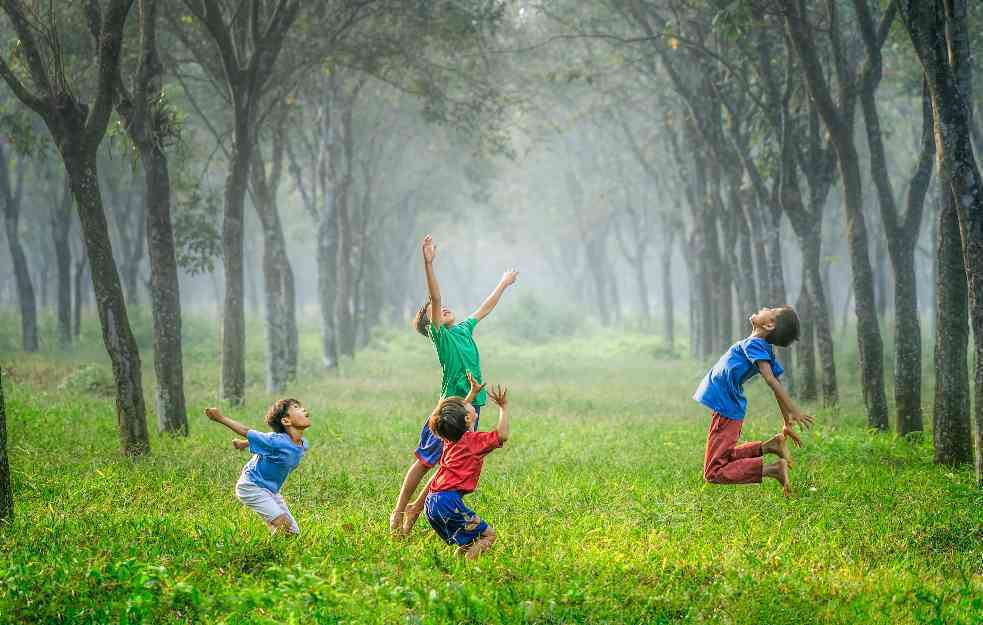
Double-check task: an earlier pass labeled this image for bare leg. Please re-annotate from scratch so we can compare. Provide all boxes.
[270,513,298,536]
[401,489,428,536]
[391,460,431,532]
[761,431,791,465]
[762,459,791,497]
[459,527,496,559]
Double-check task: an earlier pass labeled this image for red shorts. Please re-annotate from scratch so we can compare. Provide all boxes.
[703,412,763,484]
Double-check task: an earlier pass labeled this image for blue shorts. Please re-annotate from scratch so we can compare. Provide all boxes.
[425,490,488,546]
[415,405,481,467]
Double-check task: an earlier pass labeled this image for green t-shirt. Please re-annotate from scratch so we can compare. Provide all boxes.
[429,316,486,406]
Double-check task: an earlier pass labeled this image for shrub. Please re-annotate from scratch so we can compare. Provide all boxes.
[59,364,115,396]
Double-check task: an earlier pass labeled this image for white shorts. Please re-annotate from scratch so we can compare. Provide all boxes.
[235,479,300,534]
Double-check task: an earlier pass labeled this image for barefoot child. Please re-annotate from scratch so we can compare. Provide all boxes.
[206,400,311,535]
[389,234,517,532]
[693,306,814,496]
[407,382,509,558]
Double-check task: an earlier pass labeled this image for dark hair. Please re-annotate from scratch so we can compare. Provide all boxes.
[265,398,301,433]
[766,306,800,347]
[428,397,470,443]
[413,300,430,337]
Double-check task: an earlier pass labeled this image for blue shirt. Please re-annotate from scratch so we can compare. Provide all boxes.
[241,430,307,493]
[693,337,784,420]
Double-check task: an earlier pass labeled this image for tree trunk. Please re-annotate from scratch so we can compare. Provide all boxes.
[317,217,338,369]
[52,176,73,349]
[0,367,10,523]
[795,271,818,401]
[0,147,38,352]
[73,251,88,340]
[142,145,188,435]
[801,230,838,406]
[662,226,675,351]
[251,155,293,393]
[932,193,972,464]
[220,104,253,404]
[68,153,150,456]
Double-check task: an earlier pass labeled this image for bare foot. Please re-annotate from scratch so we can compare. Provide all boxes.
[764,432,792,466]
[401,502,423,535]
[775,459,790,497]
[389,509,403,535]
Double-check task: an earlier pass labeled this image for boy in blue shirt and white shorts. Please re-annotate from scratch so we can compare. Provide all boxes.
[206,400,310,535]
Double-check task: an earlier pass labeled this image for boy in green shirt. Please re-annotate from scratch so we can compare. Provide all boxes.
[390,234,518,534]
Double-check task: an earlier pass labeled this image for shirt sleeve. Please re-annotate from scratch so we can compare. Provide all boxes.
[459,317,478,335]
[471,430,502,455]
[246,430,276,455]
[743,338,782,377]
[742,338,774,364]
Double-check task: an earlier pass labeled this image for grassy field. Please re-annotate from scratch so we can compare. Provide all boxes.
[0,311,981,624]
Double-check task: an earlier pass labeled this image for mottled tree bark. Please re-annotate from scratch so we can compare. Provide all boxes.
[795,271,818,402]
[933,191,972,465]
[662,223,676,351]
[0,145,38,352]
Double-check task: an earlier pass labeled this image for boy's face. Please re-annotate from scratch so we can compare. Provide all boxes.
[749,307,779,332]
[282,403,311,430]
[464,403,478,430]
[439,307,455,327]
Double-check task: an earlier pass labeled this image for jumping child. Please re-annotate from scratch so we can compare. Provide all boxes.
[405,378,509,558]
[389,234,517,532]
[693,306,814,496]
[206,400,311,535]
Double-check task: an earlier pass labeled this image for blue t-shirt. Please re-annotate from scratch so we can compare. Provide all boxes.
[692,337,784,420]
[241,430,308,493]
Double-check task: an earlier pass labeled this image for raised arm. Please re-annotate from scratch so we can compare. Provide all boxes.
[465,371,487,404]
[472,270,519,322]
[488,385,510,443]
[205,407,250,437]
[757,361,814,436]
[422,235,441,325]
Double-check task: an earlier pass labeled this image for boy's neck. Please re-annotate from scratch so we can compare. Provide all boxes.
[749,326,769,340]
[283,426,305,445]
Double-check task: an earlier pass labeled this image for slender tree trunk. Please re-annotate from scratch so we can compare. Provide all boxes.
[52,176,73,349]
[796,270,818,401]
[662,226,675,351]
[220,102,253,404]
[0,367,10,523]
[68,153,150,456]
[251,159,292,393]
[142,145,187,435]
[801,230,838,405]
[318,217,339,370]
[73,251,88,340]
[0,148,38,352]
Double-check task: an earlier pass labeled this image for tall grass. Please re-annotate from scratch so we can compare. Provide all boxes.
[0,312,979,624]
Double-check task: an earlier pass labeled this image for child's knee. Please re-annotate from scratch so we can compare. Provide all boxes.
[704,467,721,484]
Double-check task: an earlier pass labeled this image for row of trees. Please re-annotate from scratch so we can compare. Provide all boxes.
[488,0,982,481]
[0,0,506,455]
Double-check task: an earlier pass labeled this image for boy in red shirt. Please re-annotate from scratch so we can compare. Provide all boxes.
[403,377,509,558]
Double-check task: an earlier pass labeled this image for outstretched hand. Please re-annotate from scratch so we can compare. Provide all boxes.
[205,407,222,422]
[488,384,508,407]
[232,439,249,451]
[466,371,487,397]
[501,269,519,286]
[422,235,437,263]
[783,423,803,448]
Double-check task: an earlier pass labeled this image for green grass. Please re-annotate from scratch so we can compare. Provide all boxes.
[0,312,981,624]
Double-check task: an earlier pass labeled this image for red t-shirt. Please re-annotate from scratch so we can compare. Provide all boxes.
[428,430,502,494]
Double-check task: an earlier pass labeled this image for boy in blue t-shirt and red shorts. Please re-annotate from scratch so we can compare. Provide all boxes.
[693,306,814,496]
